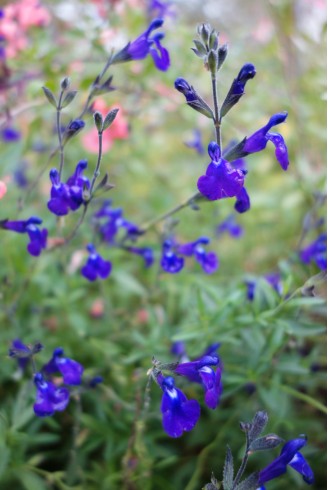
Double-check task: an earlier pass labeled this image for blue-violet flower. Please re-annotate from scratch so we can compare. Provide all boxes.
[81,244,112,281]
[0,216,47,256]
[33,372,70,417]
[160,239,184,273]
[178,236,219,274]
[43,347,84,385]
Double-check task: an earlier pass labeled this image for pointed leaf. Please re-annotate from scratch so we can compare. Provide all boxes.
[193,39,207,55]
[249,433,284,452]
[61,90,78,108]
[42,86,57,108]
[235,472,260,490]
[223,445,234,490]
[248,411,269,443]
[103,108,119,130]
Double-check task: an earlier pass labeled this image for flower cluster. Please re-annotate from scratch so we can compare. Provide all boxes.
[48,160,90,216]
[299,234,327,270]
[152,342,222,437]
[9,340,101,417]
[0,216,47,256]
[161,236,218,274]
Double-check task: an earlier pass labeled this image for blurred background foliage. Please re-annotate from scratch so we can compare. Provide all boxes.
[0,0,326,489]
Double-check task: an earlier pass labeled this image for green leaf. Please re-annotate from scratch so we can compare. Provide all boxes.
[61,90,78,108]
[223,445,234,490]
[235,472,260,490]
[249,433,283,452]
[103,108,119,130]
[42,86,57,107]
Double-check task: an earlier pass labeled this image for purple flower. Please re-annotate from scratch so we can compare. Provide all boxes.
[157,374,200,438]
[174,78,213,118]
[299,234,327,270]
[197,142,245,201]
[81,244,112,281]
[43,347,84,385]
[148,0,174,19]
[246,280,256,301]
[216,215,244,238]
[89,376,103,388]
[124,19,170,71]
[221,63,256,117]
[94,201,140,244]
[160,239,184,273]
[185,129,205,155]
[265,273,283,295]
[234,186,250,213]
[178,236,219,274]
[48,161,90,216]
[243,113,289,170]
[1,127,21,142]
[125,246,154,267]
[0,216,47,256]
[14,162,29,188]
[62,119,85,143]
[171,341,188,360]
[33,372,70,417]
[9,339,43,371]
[258,437,314,485]
[175,355,222,410]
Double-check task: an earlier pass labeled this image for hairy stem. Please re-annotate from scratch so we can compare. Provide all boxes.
[232,433,250,489]
[90,132,103,194]
[57,91,65,179]
[211,76,222,147]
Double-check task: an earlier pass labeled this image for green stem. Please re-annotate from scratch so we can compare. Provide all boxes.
[211,76,222,147]
[139,191,202,234]
[57,91,65,179]
[279,384,327,414]
[90,131,103,194]
[232,433,250,490]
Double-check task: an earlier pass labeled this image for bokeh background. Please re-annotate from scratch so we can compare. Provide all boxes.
[0,1,326,489]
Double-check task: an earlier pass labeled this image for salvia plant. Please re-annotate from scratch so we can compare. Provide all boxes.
[0,1,326,489]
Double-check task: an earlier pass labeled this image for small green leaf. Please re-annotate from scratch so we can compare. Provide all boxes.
[93,111,103,132]
[61,90,78,108]
[103,108,119,130]
[248,411,269,443]
[235,472,260,490]
[223,445,234,490]
[42,86,57,108]
[249,433,283,452]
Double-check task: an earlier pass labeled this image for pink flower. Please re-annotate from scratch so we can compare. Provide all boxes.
[82,100,129,154]
[0,180,7,199]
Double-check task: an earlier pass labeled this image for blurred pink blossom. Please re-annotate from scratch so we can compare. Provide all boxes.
[0,180,7,199]
[0,0,50,58]
[82,99,129,154]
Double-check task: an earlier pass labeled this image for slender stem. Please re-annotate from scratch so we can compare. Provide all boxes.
[64,204,88,244]
[139,191,202,234]
[90,131,103,194]
[57,91,65,179]
[211,76,222,148]
[232,433,250,489]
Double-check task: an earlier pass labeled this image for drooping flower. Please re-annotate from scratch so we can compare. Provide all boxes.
[216,214,244,238]
[9,339,43,371]
[81,244,112,281]
[258,437,314,486]
[0,216,47,256]
[299,234,327,270]
[48,160,90,216]
[43,347,84,385]
[243,112,289,170]
[185,129,205,155]
[175,355,222,410]
[234,186,251,213]
[33,372,70,417]
[125,246,154,267]
[157,374,201,438]
[116,19,170,71]
[197,142,245,201]
[178,236,219,274]
[94,201,140,244]
[221,63,256,117]
[160,239,184,273]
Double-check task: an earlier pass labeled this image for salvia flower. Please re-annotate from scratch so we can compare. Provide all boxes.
[48,160,90,216]
[33,372,70,417]
[125,246,154,268]
[43,347,84,385]
[62,119,85,143]
[216,215,244,238]
[243,112,289,170]
[258,437,314,486]
[197,142,245,201]
[81,244,112,281]
[94,201,140,244]
[148,0,174,19]
[175,78,213,118]
[221,63,256,117]
[157,374,201,438]
[175,355,222,409]
[234,186,251,213]
[299,234,327,270]
[0,216,47,256]
[178,236,218,274]
[9,339,43,371]
[160,239,184,273]
[118,19,170,71]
